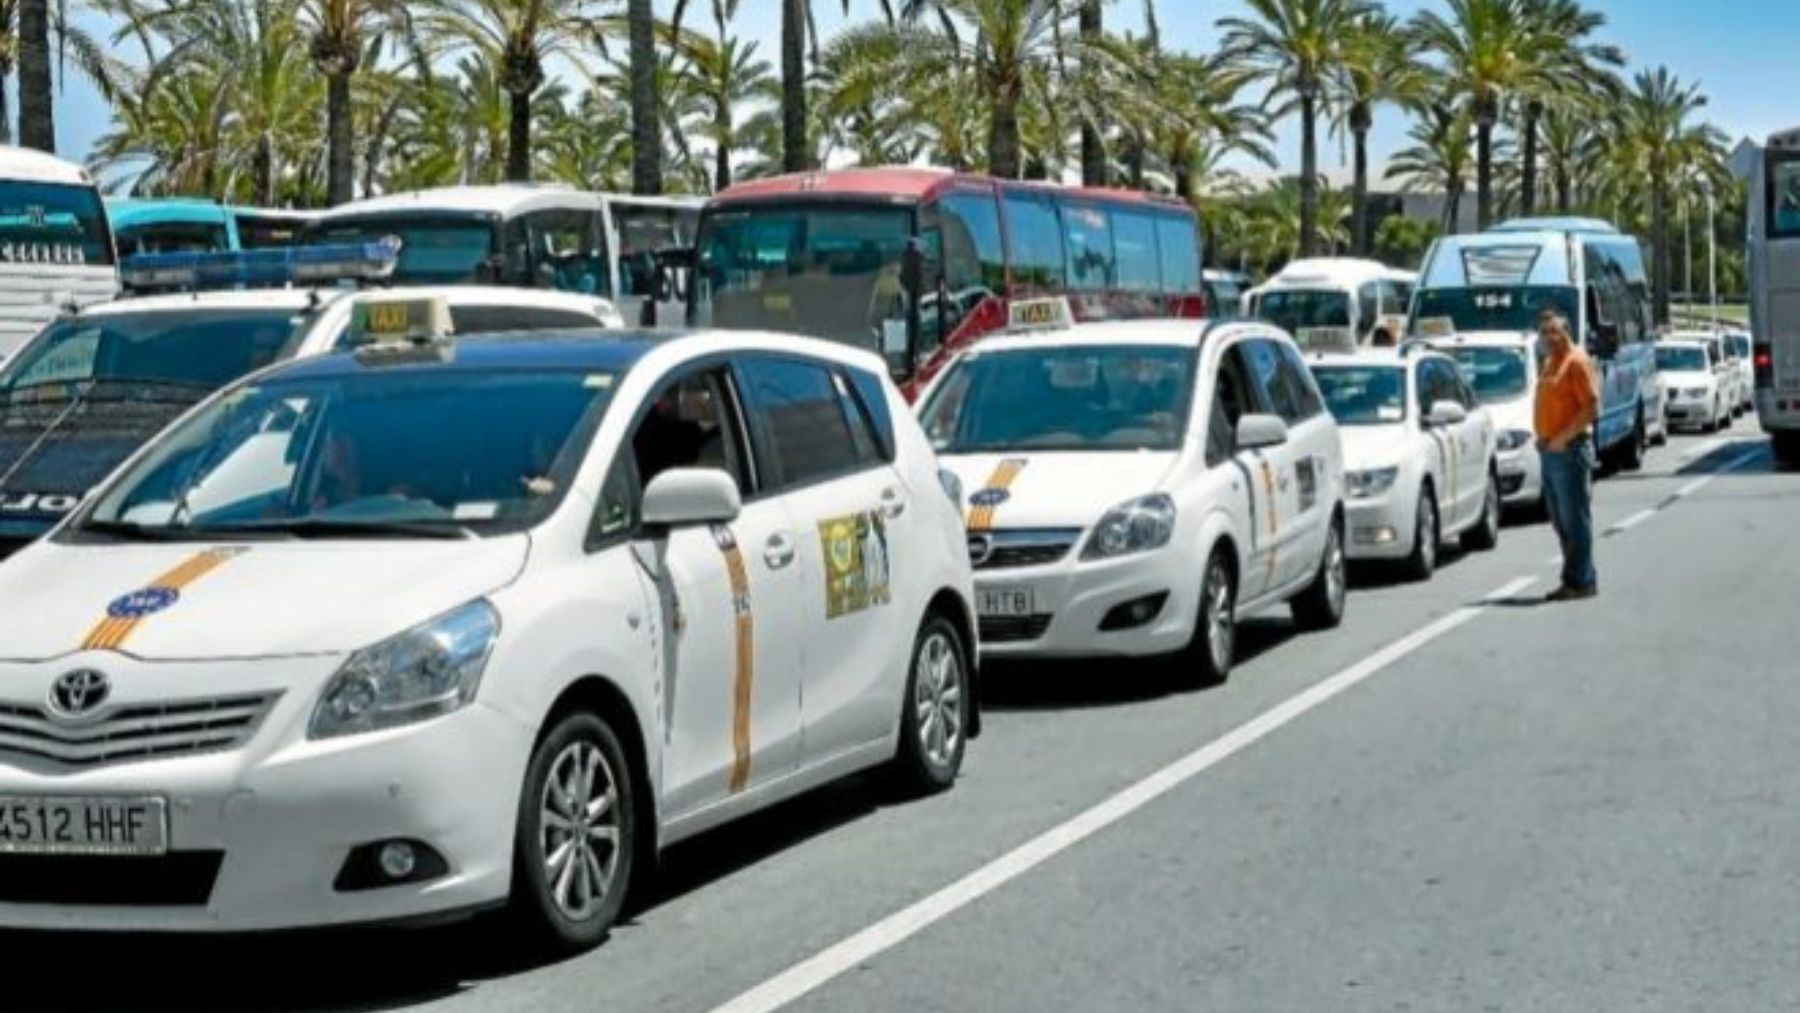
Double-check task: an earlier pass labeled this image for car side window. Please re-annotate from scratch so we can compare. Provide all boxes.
[1242,338,1303,423]
[1274,341,1326,420]
[588,452,640,549]
[630,367,753,496]
[446,305,601,336]
[1206,345,1257,467]
[843,367,897,462]
[738,357,880,490]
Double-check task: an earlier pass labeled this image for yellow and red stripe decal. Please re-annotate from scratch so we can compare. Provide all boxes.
[81,548,247,653]
[714,526,756,795]
[1258,459,1280,586]
[966,458,1029,533]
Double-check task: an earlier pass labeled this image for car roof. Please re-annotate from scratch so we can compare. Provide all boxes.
[1659,337,1708,349]
[1422,332,1532,348]
[1307,349,1410,368]
[0,145,95,186]
[960,318,1216,354]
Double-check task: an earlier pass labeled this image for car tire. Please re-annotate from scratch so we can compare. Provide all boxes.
[886,612,970,797]
[1619,414,1646,472]
[1462,471,1501,551]
[1175,547,1236,689]
[1292,514,1347,631]
[1774,434,1800,470]
[509,710,638,956]
[1402,488,1438,582]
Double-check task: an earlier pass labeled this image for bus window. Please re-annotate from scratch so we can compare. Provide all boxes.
[933,192,1005,297]
[1001,191,1065,292]
[1773,159,1800,239]
[1114,209,1161,292]
[523,208,608,296]
[1062,203,1116,291]
[615,204,690,299]
[1154,213,1201,294]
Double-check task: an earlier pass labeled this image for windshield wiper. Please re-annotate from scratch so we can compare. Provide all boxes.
[78,519,211,542]
[194,518,475,541]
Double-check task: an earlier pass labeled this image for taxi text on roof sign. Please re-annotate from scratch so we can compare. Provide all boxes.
[1007,297,1075,333]
[350,296,453,347]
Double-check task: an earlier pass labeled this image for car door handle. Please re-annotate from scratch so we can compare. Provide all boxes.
[763,533,796,570]
[880,486,907,519]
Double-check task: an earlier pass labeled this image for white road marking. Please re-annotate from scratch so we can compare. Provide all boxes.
[705,575,1540,1013]
[1605,508,1658,535]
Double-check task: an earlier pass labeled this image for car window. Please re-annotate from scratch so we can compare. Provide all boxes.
[844,367,896,462]
[1241,339,1303,422]
[739,357,878,489]
[631,367,753,495]
[589,452,639,548]
[448,305,600,335]
[1207,345,1258,467]
[1274,341,1327,420]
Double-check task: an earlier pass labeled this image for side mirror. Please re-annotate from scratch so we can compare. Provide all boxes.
[641,468,741,528]
[1235,412,1289,451]
[1425,400,1468,427]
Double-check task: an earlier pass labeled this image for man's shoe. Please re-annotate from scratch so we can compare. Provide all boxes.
[1544,584,1598,603]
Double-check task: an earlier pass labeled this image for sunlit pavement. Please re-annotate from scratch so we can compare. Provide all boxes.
[7,415,1791,1013]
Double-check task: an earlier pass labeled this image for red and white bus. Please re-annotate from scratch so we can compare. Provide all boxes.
[685,168,1205,394]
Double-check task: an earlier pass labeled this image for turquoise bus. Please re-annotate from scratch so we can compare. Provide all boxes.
[106,198,240,259]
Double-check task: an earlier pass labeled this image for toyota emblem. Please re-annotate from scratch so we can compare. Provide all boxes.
[48,669,110,719]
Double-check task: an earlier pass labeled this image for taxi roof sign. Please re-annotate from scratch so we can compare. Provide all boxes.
[1006,297,1075,333]
[1293,325,1359,355]
[348,295,455,363]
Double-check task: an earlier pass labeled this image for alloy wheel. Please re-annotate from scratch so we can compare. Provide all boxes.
[914,630,963,769]
[540,739,622,922]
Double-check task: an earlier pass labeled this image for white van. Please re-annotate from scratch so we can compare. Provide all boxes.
[1246,258,1414,351]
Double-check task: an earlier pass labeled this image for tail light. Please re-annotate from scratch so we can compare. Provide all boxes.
[1755,344,1774,388]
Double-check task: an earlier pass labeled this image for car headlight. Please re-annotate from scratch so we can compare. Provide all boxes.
[1496,429,1532,452]
[937,468,963,508]
[1346,466,1400,499]
[309,600,500,739]
[1081,494,1176,560]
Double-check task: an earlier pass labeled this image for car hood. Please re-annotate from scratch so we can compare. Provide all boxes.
[1661,370,1715,387]
[0,535,530,663]
[938,451,1179,530]
[1480,395,1533,436]
[0,388,203,531]
[1338,425,1413,474]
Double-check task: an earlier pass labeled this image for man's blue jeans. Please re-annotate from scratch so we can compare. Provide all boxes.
[1540,438,1597,590]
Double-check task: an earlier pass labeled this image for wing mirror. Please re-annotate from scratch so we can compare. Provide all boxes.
[1425,400,1468,427]
[1235,413,1290,451]
[641,468,741,529]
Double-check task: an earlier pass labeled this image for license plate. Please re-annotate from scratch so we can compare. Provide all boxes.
[0,796,168,855]
[978,587,1035,617]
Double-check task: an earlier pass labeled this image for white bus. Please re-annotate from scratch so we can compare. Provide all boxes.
[1245,258,1415,350]
[1748,126,1800,464]
[0,147,119,356]
[302,185,701,325]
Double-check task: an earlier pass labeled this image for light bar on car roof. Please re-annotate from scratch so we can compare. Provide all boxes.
[119,237,402,292]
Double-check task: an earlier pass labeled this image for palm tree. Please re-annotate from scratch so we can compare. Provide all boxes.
[1076,0,1106,186]
[1218,0,1376,258]
[1409,0,1547,230]
[780,0,807,172]
[1539,103,1595,214]
[0,0,131,147]
[1332,12,1422,255]
[1137,50,1270,209]
[299,0,418,204]
[1513,0,1620,216]
[1607,67,1726,324]
[418,0,600,182]
[17,0,49,150]
[683,3,773,191]
[1244,177,1352,265]
[625,0,660,193]
[1386,104,1474,233]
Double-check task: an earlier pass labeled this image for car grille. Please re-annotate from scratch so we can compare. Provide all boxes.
[0,693,279,769]
[969,529,1082,571]
[979,614,1054,644]
[0,851,224,906]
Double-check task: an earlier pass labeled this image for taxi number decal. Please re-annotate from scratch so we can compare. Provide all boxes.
[81,548,248,653]
[817,511,892,620]
[711,525,756,795]
[967,458,1029,533]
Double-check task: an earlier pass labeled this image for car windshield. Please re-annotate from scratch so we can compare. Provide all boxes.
[1253,289,1351,331]
[1311,365,1407,426]
[1444,345,1530,403]
[78,367,616,539]
[691,203,914,353]
[922,345,1195,453]
[306,217,497,284]
[1411,286,1579,337]
[0,309,309,401]
[1657,346,1708,372]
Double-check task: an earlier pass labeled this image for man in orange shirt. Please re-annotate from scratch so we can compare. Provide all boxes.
[1535,308,1600,601]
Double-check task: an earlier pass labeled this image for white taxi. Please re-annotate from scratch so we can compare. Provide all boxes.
[1309,347,1500,579]
[0,323,976,950]
[1423,332,1544,510]
[919,304,1346,686]
[1656,337,1729,432]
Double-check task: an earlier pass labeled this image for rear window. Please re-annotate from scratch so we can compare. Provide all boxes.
[448,305,600,334]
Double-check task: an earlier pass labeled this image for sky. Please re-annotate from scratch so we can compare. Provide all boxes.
[43,0,1800,180]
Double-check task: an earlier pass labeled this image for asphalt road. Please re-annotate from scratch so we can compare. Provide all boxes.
[8,416,1793,1013]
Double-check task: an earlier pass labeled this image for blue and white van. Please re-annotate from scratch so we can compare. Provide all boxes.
[1409,219,1661,471]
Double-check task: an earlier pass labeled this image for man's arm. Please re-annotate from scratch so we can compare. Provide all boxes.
[1548,359,1601,451]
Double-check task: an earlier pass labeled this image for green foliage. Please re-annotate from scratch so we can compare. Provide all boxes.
[1373,214,1439,269]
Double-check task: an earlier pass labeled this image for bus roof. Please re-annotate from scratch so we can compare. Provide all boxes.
[229,206,323,223]
[1491,216,1620,235]
[1260,257,1401,288]
[0,145,95,187]
[107,198,234,229]
[319,184,593,220]
[711,166,1194,212]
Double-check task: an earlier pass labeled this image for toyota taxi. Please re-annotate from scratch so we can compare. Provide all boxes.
[0,322,976,950]
[1308,346,1500,580]
[0,245,625,555]
[919,300,1347,685]
[1421,332,1546,510]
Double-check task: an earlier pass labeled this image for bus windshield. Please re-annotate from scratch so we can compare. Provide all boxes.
[921,345,1195,453]
[1411,286,1578,337]
[0,180,113,267]
[1254,289,1352,331]
[692,203,914,353]
[306,216,497,284]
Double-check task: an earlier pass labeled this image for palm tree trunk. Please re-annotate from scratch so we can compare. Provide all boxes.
[327,73,354,205]
[1078,0,1105,187]
[1651,175,1672,325]
[506,90,533,182]
[1520,102,1541,217]
[18,0,53,153]
[628,0,662,194]
[1299,88,1319,258]
[1445,172,1462,233]
[253,136,275,206]
[713,109,732,191]
[1351,105,1371,257]
[1475,113,1495,231]
[1555,166,1572,215]
[780,0,807,173]
[988,74,1022,179]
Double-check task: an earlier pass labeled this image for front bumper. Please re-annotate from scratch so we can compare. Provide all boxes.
[973,543,1195,660]
[1665,392,1717,428]
[0,654,531,932]
[1345,488,1419,562]
[1496,445,1542,506]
